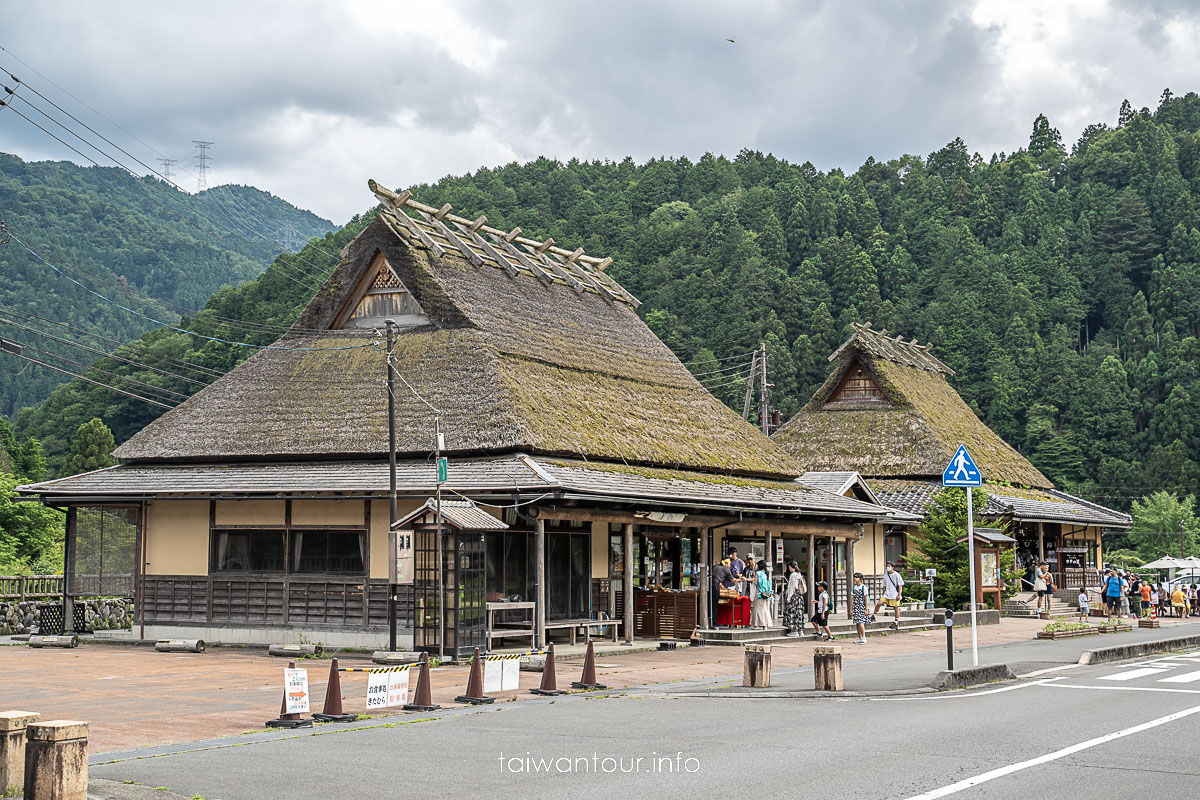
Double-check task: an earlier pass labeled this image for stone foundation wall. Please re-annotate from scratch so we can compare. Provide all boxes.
[0,597,133,635]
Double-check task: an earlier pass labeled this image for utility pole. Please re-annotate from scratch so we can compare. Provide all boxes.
[157,158,177,186]
[386,321,398,652]
[742,349,757,421]
[435,417,445,661]
[758,342,770,435]
[192,140,213,192]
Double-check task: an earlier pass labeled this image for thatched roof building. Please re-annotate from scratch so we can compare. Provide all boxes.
[113,181,800,479]
[774,322,1129,546]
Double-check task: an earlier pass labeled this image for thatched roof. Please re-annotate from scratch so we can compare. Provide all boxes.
[115,182,800,478]
[774,322,1053,488]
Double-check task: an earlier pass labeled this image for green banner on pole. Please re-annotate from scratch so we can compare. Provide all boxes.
[436,457,448,483]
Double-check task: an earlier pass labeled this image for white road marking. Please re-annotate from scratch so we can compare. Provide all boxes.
[1050,683,1200,695]
[903,702,1200,799]
[1159,669,1200,684]
[1016,664,1081,678]
[883,677,1064,702]
[1098,667,1169,681]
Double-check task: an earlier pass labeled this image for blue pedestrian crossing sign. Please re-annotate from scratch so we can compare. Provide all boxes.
[942,445,982,487]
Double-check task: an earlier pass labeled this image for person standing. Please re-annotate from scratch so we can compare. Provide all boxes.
[871,562,905,628]
[1129,574,1143,618]
[728,548,745,586]
[851,572,871,644]
[710,558,733,628]
[810,581,833,641]
[1077,586,1090,623]
[751,561,774,628]
[1140,579,1152,617]
[1103,568,1123,618]
[1119,571,1131,617]
[1038,563,1056,613]
[783,560,807,637]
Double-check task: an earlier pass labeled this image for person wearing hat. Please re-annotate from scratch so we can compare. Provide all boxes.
[810,580,833,640]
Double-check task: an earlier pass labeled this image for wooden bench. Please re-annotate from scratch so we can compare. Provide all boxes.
[487,601,536,648]
[544,618,622,645]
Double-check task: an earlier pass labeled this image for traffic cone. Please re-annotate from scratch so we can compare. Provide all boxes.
[266,660,313,728]
[403,652,441,712]
[530,643,563,696]
[570,640,607,690]
[454,648,494,705]
[313,658,357,723]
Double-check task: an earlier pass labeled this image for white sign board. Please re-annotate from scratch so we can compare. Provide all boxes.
[392,530,415,585]
[386,669,410,707]
[366,671,390,710]
[484,658,520,693]
[284,668,310,714]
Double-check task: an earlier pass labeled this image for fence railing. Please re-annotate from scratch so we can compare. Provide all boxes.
[0,575,64,601]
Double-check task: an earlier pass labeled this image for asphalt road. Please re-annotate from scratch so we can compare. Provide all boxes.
[89,630,1200,799]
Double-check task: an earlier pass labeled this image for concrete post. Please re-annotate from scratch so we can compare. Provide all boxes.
[813,645,843,691]
[743,644,772,688]
[0,711,38,796]
[24,720,88,800]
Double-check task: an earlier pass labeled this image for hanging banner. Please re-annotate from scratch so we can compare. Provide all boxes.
[284,668,310,714]
[365,670,390,710]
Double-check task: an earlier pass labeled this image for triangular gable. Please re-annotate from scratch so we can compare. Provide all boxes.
[824,358,889,407]
[330,251,427,330]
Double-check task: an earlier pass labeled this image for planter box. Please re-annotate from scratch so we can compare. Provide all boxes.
[1097,624,1133,634]
[1139,618,1162,629]
[1036,628,1099,640]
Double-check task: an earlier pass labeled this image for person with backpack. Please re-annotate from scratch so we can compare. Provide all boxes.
[750,561,774,628]
[1129,574,1143,618]
[850,572,871,644]
[810,580,833,641]
[871,562,905,628]
[1103,568,1124,618]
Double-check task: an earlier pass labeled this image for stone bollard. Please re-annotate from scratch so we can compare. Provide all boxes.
[814,645,843,691]
[743,644,772,688]
[0,711,38,796]
[24,720,88,800]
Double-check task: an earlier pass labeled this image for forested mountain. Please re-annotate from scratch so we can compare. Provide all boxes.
[0,153,335,415]
[12,92,1200,516]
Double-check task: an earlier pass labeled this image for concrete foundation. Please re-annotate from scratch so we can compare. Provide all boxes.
[143,625,409,650]
[24,720,88,800]
[0,711,38,796]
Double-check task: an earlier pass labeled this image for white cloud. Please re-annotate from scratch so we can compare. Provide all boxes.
[0,0,1196,223]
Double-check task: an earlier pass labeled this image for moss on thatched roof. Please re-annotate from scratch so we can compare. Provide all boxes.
[116,186,800,478]
[774,323,1052,488]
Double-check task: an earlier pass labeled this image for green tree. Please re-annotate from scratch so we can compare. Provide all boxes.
[60,418,119,477]
[1128,492,1199,561]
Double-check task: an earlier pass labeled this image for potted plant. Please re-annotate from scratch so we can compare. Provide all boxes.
[1036,619,1098,640]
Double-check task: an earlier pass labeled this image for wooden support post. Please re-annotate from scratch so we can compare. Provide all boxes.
[827,539,836,614]
[24,720,88,800]
[535,518,546,650]
[807,534,816,618]
[0,712,37,796]
[1038,522,1045,562]
[845,534,856,620]
[623,523,634,644]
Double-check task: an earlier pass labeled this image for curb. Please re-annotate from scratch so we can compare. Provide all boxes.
[663,687,937,699]
[1078,634,1200,666]
[930,663,1015,690]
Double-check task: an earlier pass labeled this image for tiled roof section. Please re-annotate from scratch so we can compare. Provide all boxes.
[369,180,639,307]
[829,322,953,375]
[17,458,552,497]
[867,479,1133,528]
[20,456,885,520]
[796,471,860,495]
[395,498,509,531]
[538,460,891,519]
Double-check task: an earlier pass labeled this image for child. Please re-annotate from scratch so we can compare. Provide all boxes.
[1077,587,1090,623]
[810,580,833,641]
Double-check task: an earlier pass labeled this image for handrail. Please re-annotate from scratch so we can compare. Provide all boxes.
[0,574,64,601]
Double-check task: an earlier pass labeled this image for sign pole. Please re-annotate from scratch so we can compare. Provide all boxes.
[966,487,978,667]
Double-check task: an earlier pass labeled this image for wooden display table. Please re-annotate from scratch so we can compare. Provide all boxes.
[486,601,536,648]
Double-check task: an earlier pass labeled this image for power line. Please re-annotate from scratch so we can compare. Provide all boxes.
[0,338,173,409]
[3,229,378,353]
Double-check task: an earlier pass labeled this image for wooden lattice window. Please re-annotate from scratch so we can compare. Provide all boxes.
[829,365,885,403]
[337,254,426,327]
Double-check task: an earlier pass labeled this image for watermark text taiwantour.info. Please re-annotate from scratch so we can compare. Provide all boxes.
[499,751,700,775]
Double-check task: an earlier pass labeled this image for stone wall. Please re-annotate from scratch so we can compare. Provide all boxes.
[0,598,133,635]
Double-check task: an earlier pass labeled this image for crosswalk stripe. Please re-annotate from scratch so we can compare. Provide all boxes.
[1099,667,1169,681]
[1159,669,1200,684]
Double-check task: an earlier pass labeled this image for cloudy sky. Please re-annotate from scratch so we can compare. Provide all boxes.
[1,0,1198,223]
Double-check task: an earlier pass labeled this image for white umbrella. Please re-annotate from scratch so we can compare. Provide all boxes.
[1141,556,1190,570]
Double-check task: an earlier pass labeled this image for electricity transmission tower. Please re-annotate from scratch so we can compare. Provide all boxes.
[192,140,213,192]
[157,158,177,186]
